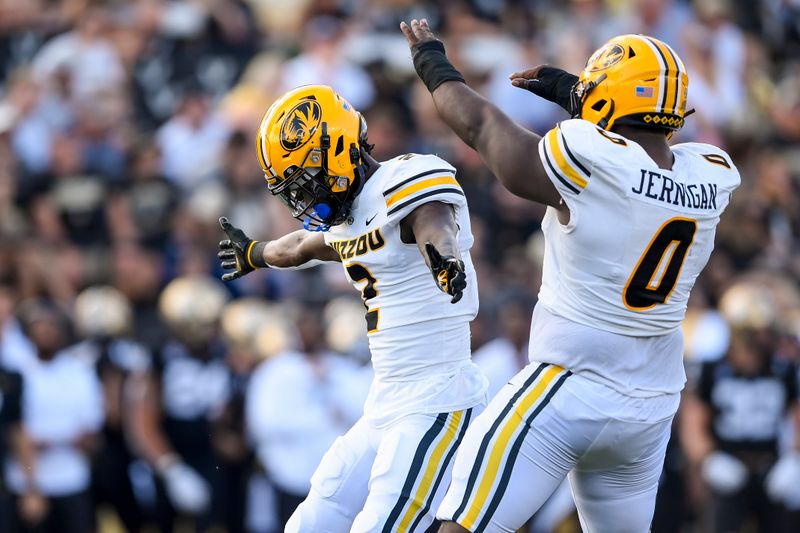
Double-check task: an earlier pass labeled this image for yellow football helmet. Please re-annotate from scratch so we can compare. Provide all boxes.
[574,34,689,134]
[255,85,372,231]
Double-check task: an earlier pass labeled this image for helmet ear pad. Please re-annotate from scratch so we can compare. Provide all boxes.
[589,98,616,130]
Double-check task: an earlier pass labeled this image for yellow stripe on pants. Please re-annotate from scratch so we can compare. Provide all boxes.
[461,365,563,530]
[397,410,464,532]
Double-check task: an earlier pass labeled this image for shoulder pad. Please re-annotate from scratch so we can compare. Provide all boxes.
[540,119,596,195]
[673,143,741,191]
[380,154,463,222]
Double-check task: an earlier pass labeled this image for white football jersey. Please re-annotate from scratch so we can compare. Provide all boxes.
[324,153,486,425]
[532,119,740,394]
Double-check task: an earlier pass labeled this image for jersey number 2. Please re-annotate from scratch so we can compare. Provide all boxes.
[623,217,697,310]
[345,263,379,332]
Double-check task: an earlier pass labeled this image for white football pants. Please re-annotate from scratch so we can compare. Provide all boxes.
[286,404,481,533]
[438,362,677,533]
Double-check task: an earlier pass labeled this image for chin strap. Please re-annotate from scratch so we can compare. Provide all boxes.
[597,99,616,129]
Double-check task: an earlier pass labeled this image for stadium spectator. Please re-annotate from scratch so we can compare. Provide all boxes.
[0,361,24,532]
[472,295,534,398]
[128,276,230,531]
[6,300,103,533]
[280,16,376,110]
[246,305,368,527]
[72,286,151,533]
[156,89,231,190]
[681,277,800,532]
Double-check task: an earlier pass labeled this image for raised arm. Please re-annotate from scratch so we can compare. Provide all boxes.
[400,201,467,303]
[400,19,561,208]
[218,217,339,281]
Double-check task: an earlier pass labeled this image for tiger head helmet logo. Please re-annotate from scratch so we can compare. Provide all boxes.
[280,99,322,152]
[586,43,625,72]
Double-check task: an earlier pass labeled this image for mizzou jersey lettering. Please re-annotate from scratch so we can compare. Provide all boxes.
[537,119,740,336]
[329,229,385,260]
[323,153,479,380]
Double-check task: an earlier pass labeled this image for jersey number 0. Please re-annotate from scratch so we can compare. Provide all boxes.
[623,217,697,310]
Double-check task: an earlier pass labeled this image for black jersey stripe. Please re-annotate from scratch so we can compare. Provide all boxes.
[381,412,449,533]
[386,188,465,216]
[383,168,456,196]
[558,128,591,177]
[451,364,550,522]
[475,371,571,531]
[542,144,581,194]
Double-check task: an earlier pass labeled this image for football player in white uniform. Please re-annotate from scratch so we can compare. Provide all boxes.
[217,85,487,532]
[402,21,740,532]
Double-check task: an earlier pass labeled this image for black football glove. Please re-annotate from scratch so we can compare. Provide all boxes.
[510,66,580,116]
[218,217,259,281]
[425,242,466,304]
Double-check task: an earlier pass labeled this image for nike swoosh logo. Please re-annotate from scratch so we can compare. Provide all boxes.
[366,213,378,225]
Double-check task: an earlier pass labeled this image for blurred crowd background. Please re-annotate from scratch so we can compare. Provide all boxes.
[1,0,800,532]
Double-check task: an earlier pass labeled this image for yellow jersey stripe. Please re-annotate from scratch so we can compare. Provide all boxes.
[546,130,588,189]
[397,410,465,531]
[461,365,563,530]
[385,176,461,208]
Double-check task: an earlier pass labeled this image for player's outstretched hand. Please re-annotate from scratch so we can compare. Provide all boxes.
[509,65,580,116]
[425,242,466,304]
[400,18,439,51]
[218,217,255,281]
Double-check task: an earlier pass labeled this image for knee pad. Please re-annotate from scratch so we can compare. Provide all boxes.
[285,492,355,533]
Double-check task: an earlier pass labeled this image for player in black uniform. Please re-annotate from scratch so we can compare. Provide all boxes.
[128,276,232,532]
[73,286,150,532]
[682,277,800,532]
